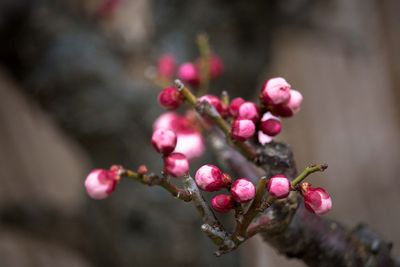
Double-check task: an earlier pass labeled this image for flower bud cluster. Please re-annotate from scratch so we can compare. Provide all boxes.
[157,53,224,87]
[194,165,256,213]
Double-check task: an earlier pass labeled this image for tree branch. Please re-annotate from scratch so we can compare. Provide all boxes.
[209,133,399,266]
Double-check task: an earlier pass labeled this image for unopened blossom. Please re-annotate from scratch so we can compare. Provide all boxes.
[157,54,176,80]
[151,128,177,155]
[237,101,259,122]
[154,112,204,159]
[178,62,200,86]
[195,164,225,192]
[198,94,226,116]
[259,77,291,105]
[267,174,291,199]
[301,183,332,215]
[229,97,245,117]
[231,119,256,141]
[271,89,303,118]
[164,152,189,177]
[158,87,184,110]
[85,168,119,200]
[259,112,282,137]
[231,178,256,203]
[209,55,224,79]
[211,194,233,213]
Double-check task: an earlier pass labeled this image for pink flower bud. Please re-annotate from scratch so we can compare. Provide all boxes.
[209,55,224,79]
[211,194,233,213]
[164,152,189,177]
[260,119,281,136]
[84,169,119,200]
[174,132,204,159]
[270,89,303,118]
[258,131,273,145]
[151,128,177,155]
[231,178,256,203]
[302,185,332,215]
[229,97,245,117]
[158,87,184,110]
[153,112,205,159]
[195,164,224,191]
[178,62,200,86]
[237,101,259,122]
[259,112,281,136]
[231,119,256,141]
[260,77,291,105]
[267,174,291,198]
[198,94,225,115]
[157,54,176,79]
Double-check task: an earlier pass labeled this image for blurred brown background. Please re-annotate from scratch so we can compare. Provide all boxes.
[0,0,399,266]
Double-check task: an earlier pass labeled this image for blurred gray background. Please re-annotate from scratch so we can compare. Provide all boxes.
[0,0,399,266]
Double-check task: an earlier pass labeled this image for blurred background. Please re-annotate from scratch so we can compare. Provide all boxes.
[0,0,399,266]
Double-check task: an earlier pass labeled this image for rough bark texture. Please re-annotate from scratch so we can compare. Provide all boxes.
[223,140,399,267]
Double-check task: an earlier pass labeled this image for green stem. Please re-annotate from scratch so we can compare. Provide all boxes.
[291,163,328,187]
[196,33,211,95]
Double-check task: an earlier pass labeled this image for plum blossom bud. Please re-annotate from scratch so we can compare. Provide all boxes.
[231,178,256,203]
[85,169,119,200]
[153,112,205,159]
[164,152,189,177]
[301,183,332,215]
[231,119,256,141]
[258,131,273,145]
[198,95,225,115]
[195,164,224,191]
[209,55,224,79]
[260,77,291,105]
[229,97,245,117]
[158,87,184,110]
[151,128,177,155]
[267,174,291,198]
[271,89,303,117]
[260,118,281,136]
[157,54,176,79]
[237,101,259,122]
[211,194,233,213]
[178,62,200,86]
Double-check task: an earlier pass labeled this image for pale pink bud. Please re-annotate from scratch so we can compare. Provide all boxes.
[157,54,176,79]
[158,87,184,110]
[258,131,273,145]
[198,94,225,115]
[260,77,291,105]
[178,62,200,86]
[302,185,332,215]
[271,89,303,118]
[164,152,189,177]
[229,97,245,117]
[85,169,118,200]
[267,174,291,198]
[237,101,259,122]
[231,119,256,141]
[195,164,224,191]
[231,178,256,203]
[151,128,177,155]
[153,112,205,159]
[211,194,233,213]
[174,132,205,159]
